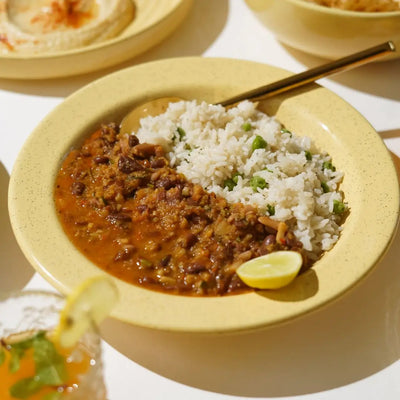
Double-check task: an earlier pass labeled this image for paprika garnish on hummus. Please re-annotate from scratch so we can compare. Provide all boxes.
[0,0,134,54]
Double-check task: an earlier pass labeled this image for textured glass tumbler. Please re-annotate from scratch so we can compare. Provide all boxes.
[0,290,107,400]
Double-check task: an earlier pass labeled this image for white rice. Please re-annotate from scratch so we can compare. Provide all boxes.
[134,100,346,259]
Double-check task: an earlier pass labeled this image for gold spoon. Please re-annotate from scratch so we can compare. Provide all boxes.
[120,41,395,134]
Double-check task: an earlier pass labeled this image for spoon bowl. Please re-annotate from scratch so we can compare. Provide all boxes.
[120,97,181,134]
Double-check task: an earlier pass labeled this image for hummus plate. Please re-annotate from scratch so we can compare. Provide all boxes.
[1,0,135,54]
[8,57,400,333]
[0,0,192,79]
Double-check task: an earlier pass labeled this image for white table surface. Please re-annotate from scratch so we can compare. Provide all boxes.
[1,1,400,399]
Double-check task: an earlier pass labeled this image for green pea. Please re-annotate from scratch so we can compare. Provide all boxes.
[323,161,336,171]
[267,204,275,216]
[333,200,346,214]
[251,135,267,152]
[223,172,244,191]
[321,182,330,193]
[242,122,252,132]
[250,176,268,191]
[232,172,243,184]
[223,178,236,191]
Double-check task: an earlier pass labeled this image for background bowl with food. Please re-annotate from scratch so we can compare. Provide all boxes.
[244,0,400,60]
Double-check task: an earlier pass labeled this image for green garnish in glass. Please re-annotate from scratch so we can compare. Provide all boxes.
[251,135,267,152]
[250,176,268,191]
[43,393,62,400]
[7,332,39,374]
[7,331,67,399]
[0,347,5,366]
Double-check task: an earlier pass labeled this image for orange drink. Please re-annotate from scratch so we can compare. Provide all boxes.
[0,291,107,400]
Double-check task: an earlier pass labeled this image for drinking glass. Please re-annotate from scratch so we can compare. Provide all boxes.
[0,290,107,399]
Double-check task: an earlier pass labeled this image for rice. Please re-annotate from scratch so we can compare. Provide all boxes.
[135,100,346,259]
[304,0,400,11]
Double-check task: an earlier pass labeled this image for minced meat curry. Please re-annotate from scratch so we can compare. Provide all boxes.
[54,123,307,296]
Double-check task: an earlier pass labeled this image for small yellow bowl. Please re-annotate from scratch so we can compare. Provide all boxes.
[245,0,400,60]
[8,57,399,333]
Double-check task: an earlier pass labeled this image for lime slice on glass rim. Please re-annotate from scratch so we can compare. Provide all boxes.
[236,251,303,290]
[53,276,118,348]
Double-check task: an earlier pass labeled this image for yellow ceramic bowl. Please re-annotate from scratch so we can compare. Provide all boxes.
[8,57,399,333]
[245,0,400,60]
[0,0,192,79]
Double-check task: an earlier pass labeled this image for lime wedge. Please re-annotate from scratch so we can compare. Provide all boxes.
[236,251,303,289]
[53,276,118,348]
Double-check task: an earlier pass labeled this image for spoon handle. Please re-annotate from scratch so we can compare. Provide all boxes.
[218,41,396,107]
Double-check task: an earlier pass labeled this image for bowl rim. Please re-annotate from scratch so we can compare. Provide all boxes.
[8,56,400,333]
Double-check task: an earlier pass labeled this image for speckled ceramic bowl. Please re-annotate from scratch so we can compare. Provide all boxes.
[245,0,400,60]
[8,57,399,333]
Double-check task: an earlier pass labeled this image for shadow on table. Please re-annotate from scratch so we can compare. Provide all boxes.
[281,44,400,101]
[0,163,34,292]
[0,0,228,98]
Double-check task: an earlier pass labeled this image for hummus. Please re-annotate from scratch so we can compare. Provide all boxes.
[0,0,135,54]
